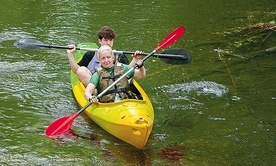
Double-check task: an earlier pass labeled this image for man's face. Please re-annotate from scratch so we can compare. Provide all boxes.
[99,38,114,48]
[98,50,115,69]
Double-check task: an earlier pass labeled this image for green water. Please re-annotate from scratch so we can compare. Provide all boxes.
[0,0,275,165]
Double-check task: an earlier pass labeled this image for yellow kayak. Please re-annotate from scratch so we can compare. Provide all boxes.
[70,42,154,149]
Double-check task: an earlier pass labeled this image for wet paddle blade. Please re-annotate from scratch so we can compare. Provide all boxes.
[45,113,78,137]
[155,26,185,52]
[14,38,44,50]
[14,38,72,50]
[160,48,192,65]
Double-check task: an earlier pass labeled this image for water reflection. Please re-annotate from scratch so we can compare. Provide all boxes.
[77,113,154,165]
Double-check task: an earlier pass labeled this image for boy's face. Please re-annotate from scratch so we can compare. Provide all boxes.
[99,38,114,48]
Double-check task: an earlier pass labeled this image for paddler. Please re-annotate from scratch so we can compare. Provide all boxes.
[84,45,145,103]
[67,26,142,86]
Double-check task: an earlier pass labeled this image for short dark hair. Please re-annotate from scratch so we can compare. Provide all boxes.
[97,26,116,40]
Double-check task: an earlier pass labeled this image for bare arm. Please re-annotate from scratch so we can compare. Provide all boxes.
[84,83,98,103]
[129,58,137,67]
[129,51,143,67]
[133,58,146,79]
[67,45,80,73]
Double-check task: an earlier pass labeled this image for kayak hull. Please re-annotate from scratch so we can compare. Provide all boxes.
[70,43,154,149]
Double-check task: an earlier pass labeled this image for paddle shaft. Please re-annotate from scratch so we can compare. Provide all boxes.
[34,43,188,60]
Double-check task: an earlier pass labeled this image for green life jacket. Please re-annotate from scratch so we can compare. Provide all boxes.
[97,62,135,103]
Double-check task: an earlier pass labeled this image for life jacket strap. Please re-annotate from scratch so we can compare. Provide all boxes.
[102,88,130,96]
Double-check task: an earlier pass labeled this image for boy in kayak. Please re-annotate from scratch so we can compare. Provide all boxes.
[67,26,142,86]
[84,45,145,103]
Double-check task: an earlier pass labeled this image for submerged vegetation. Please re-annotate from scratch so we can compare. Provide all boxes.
[213,11,276,60]
[214,21,275,60]
[210,11,275,86]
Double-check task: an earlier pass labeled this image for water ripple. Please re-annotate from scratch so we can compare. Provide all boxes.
[157,81,229,97]
[153,81,229,111]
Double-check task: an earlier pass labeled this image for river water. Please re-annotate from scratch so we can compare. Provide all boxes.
[0,0,275,165]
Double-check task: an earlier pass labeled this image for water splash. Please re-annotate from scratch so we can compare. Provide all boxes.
[157,81,229,97]
[153,81,229,111]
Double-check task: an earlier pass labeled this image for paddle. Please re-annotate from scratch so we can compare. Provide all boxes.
[14,38,191,65]
[45,26,185,137]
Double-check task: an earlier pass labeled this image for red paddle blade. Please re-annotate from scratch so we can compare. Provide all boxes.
[45,113,78,137]
[155,26,185,52]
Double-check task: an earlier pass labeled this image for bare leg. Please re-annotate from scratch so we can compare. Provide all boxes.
[77,67,97,95]
[76,67,92,87]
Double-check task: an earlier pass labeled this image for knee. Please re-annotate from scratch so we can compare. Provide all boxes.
[76,67,91,86]
[77,66,88,76]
